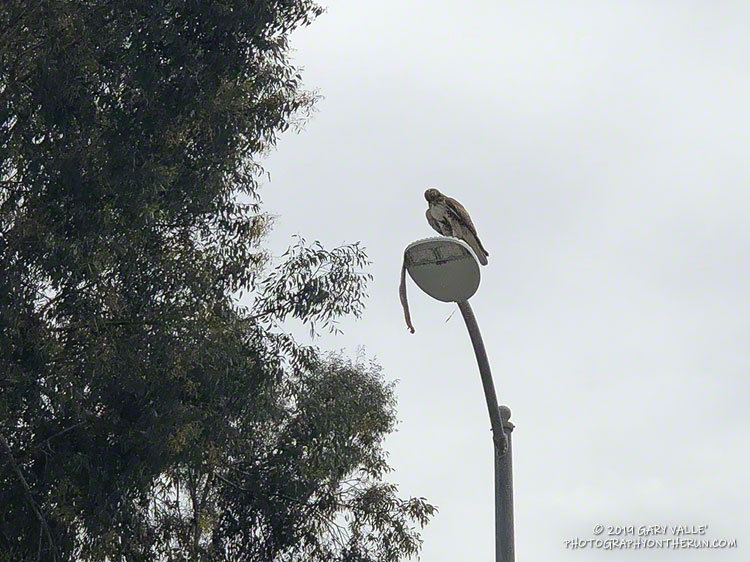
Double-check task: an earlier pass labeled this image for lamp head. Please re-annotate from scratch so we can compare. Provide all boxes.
[404,236,481,302]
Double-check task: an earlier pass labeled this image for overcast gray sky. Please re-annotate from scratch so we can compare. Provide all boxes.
[256,1,748,560]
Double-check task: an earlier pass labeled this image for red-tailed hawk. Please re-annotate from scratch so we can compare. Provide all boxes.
[424,188,489,265]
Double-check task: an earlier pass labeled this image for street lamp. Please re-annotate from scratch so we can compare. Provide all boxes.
[403,236,515,562]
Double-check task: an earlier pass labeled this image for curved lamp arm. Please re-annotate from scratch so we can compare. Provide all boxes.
[457,300,508,457]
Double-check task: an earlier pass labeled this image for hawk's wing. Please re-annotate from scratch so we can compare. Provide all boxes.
[445,196,489,258]
[445,196,478,236]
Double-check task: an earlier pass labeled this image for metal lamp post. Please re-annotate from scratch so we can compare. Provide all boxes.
[404,236,514,562]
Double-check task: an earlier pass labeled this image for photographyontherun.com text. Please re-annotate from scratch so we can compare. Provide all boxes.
[564,524,738,551]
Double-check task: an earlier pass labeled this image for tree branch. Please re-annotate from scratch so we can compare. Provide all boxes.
[0,435,56,562]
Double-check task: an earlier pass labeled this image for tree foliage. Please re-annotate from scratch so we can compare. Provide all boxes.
[0,1,435,560]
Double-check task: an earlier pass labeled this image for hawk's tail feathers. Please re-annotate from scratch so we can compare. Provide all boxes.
[465,232,489,266]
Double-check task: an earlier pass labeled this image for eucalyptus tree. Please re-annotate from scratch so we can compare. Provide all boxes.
[0,2,434,560]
